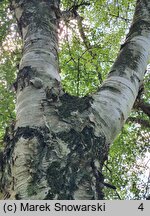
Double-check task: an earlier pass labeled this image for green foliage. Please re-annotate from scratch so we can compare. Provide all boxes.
[103,122,150,199]
[59,0,134,95]
[0,0,149,199]
[0,1,21,147]
[0,51,18,145]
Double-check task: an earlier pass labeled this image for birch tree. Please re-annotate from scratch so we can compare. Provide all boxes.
[0,0,150,199]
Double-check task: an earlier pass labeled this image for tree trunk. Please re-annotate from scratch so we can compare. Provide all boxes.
[0,0,150,199]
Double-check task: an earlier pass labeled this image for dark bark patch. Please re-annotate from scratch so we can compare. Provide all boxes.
[130,73,141,83]
[45,86,60,103]
[15,193,21,200]
[126,20,150,41]
[58,93,93,118]
[0,151,3,173]
[108,43,141,78]
[57,126,107,199]
[46,161,65,197]
[57,126,107,160]
[27,183,38,197]
[18,1,58,40]
[117,108,125,122]
[3,127,48,165]
[13,66,36,91]
[13,126,48,143]
[3,126,50,167]
[99,85,121,93]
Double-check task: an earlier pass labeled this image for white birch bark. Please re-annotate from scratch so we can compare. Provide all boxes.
[0,0,150,200]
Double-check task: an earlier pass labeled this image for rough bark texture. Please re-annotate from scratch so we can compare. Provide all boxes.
[0,0,150,199]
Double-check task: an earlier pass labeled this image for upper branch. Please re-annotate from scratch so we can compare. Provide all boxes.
[90,0,150,143]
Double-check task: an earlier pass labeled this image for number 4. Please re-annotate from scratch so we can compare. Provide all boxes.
[138,203,144,211]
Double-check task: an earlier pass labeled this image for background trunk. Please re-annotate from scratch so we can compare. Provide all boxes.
[0,0,150,199]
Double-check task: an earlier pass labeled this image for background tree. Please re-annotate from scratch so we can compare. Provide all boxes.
[0,0,149,199]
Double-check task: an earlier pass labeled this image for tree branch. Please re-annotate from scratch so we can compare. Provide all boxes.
[128,117,150,128]
[134,100,150,118]
[108,13,131,22]
[138,101,150,118]
[61,1,90,22]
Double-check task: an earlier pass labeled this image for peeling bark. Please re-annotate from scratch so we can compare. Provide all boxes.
[0,0,150,199]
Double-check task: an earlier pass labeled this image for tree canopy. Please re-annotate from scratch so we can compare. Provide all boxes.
[0,0,150,199]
